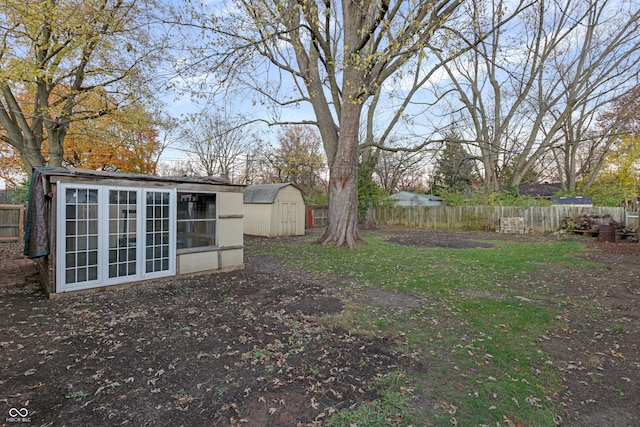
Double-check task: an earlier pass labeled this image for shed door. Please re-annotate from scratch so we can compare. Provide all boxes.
[280,202,296,236]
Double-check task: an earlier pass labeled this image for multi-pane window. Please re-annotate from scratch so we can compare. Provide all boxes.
[109,190,138,279]
[58,184,175,291]
[177,193,217,250]
[64,188,99,285]
[145,191,171,273]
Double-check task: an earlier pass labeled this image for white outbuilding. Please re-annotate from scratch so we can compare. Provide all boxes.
[24,167,246,296]
[243,183,305,237]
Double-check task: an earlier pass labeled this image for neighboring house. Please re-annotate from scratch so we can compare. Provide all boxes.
[24,167,245,296]
[514,183,594,207]
[386,191,444,207]
[552,196,593,207]
[243,183,305,237]
[518,183,563,199]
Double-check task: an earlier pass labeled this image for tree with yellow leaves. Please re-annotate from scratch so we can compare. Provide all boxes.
[0,86,163,180]
[0,0,162,180]
[583,87,640,205]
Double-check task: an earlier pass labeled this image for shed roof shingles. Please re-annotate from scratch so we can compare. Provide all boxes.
[243,183,293,204]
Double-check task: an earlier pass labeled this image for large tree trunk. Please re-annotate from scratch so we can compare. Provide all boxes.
[482,158,500,192]
[47,126,67,168]
[319,165,362,247]
[318,102,363,248]
[19,147,47,181]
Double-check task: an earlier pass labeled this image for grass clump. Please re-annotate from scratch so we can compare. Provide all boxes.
[325,371,416,427]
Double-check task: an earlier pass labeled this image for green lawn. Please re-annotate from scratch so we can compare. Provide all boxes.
[250,233,596,426]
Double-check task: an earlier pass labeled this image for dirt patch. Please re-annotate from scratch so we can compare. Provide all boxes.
[1,228,639,426]
[526,240,640,426]
[387,232,496,249]
[0,246,395,426]
[359,288,424,309]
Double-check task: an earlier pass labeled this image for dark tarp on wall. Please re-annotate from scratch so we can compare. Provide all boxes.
[23,167,66,258]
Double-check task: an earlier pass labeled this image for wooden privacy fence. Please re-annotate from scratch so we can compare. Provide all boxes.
[307,205,329,228]
[626,211,639,227]
[0,204,27,242]
[372,205,628,233]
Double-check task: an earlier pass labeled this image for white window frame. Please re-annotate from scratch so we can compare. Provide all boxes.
[141,188,176,279]
[56,183,176,292]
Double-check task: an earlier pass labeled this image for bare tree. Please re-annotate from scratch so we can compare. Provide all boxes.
[182,111,257,182]
[155,158,197,177]
[239,149,262,186]
[374,148,432,193]
[429,0,640,191]
[171,0,464,247]
[148,114,183,176]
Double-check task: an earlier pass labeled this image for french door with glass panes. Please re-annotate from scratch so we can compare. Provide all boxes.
[57,184,175,292]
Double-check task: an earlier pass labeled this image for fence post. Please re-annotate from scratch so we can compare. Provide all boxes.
[20,204,26,242]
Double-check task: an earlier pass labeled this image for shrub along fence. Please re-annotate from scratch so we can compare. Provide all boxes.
[371,205,628,233]
[0,204,27,243]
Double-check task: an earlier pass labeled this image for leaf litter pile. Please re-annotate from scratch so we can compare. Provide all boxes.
[1,227,639,426]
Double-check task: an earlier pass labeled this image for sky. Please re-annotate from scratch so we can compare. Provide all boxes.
[4,0,636,185]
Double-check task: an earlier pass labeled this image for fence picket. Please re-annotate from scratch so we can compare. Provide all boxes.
[0,204,27,242]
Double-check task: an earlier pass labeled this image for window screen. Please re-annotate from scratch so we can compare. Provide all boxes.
[176,193,217,249]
